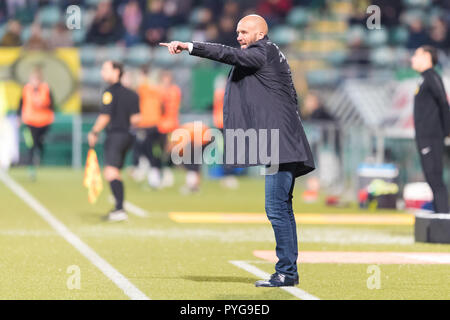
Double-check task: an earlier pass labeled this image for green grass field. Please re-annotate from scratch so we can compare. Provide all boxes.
[1,167,449,300]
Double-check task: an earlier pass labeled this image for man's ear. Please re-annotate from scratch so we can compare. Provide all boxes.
[256,32,265,41]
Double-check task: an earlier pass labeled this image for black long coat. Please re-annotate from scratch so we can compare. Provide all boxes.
[190,36,315,177]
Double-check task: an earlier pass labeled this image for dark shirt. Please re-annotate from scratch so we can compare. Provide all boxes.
[100,82,140,133]
[414,68,450,140]
[190,36,315,177]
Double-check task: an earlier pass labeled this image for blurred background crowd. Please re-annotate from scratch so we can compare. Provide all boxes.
[1,0,450,110]
[1,0,450,203]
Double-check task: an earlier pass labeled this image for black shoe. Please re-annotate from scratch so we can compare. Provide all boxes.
[255,272,298,287]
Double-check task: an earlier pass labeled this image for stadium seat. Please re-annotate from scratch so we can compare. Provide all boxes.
[38,5,62,28]
[105,45,126,62]
[286,7,310,28]
[369,46,395,67]
[306,69,339,86]
[346,25,366,45]
[402,0,431,8]
[72,28,87,45]
[124,45,152,67]
[81,66,103,87]
[269,25,299,46]
[85,0,103,8]
[168,26,193,42]
[325,50,348,66]
[366,28,389,47]
[80,45,98,66]
[20,25,32,43]
[390,26,409,45]
[0,23,6,40]
[152,46,179,67]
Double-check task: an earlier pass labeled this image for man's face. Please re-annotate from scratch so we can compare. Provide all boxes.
[411,48,431,72]
[236,20,261,49]
[101,61,119,83]
[29,72,42,87]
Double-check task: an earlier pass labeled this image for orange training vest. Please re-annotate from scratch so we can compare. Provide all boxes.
[137,83,163,128]
[213,87,225,129]
[21,83,54,127]
[158,84,181,134]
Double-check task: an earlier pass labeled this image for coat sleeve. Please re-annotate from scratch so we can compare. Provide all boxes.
[190,41,266,69]
[427,72,450,136]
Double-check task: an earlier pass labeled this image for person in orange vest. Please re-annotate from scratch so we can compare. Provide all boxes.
[157,70,182,188]
[168,121,211,193]
[133,64,165,188]
[17,67,54,178]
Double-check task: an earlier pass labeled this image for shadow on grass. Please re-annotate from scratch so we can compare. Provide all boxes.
[183,275,255,284]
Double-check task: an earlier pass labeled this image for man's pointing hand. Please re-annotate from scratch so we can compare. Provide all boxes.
[159,41,190,55]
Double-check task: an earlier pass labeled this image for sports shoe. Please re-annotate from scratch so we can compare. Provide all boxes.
[104,209,128,222]
[255,272,299,287]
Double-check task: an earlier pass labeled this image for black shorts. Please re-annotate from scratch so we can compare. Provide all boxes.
[104,132,133,169]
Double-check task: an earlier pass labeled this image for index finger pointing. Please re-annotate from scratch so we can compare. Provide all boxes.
[159,43,170,47]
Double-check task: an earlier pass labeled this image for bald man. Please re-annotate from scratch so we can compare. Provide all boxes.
[161,15,315,287]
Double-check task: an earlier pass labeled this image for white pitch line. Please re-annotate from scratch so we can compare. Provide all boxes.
[108,196,149,217]
[229,260,320,300]
[124,201,149,217]
[0,170,150,300]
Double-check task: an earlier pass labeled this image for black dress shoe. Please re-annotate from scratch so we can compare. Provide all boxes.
[255,272,298,287]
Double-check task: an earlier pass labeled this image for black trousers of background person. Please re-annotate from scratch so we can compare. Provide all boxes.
[27,125,50,166]
[416,138,449,213]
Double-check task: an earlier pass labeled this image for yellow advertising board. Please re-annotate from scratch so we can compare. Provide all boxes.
[0,48,81,113]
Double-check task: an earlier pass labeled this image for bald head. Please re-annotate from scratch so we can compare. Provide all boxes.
[236,14,268,49]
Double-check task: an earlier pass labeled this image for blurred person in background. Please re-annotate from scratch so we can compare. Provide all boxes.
[222,0,240,20]
[120,0,142,47]
[162,0,193,25]
[135,65,165,188]
[17,67,55,180]
[411,45,450,214]
[372,0,403,27]
[302,91,341,160]
[191,7,213,42]
[429,17,450,52]
[86,0,123,45]
[213,75,239,189]
[88,61,141,222]
[0,2,7,24]
[406,17,430,49]
[48,22,74,48]
[257,0,292,26]
[158,70,182,188]
[302,91,334,122]
[4,0,37,24]
[218,15,238,47]
[24,23,50,51]
[168,121,211,194]
[0,20,22,47]
[142,0,169,46]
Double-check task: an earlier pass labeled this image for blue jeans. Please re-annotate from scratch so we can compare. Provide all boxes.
[265,166,298,279]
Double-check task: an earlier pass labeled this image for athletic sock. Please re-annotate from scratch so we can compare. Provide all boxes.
[110,179,124,210]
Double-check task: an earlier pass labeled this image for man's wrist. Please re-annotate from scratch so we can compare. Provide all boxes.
[187,42,193,54]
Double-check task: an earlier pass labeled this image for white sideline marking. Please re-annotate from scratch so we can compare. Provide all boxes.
[229,260,320,300]
[124,201,149,217]
[398,253,450,264]
[108,196,149,217]
[109,196,150,218]
[0,171,150,300]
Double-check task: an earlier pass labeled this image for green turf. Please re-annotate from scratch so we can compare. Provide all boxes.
[1,167,449,300]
